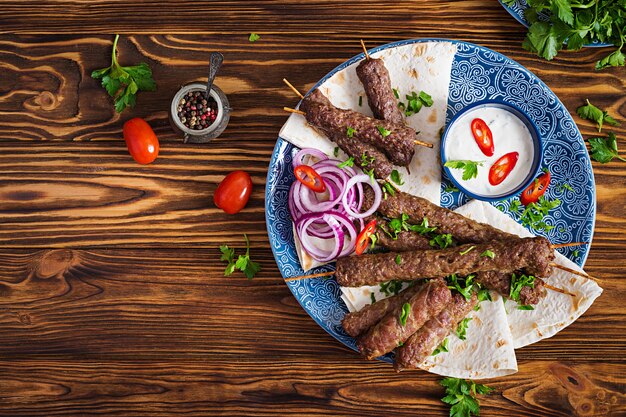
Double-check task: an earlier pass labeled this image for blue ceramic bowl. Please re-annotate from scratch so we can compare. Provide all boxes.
[441,100,543,202]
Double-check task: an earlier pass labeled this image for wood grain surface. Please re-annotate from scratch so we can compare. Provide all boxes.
[0,1,625,416]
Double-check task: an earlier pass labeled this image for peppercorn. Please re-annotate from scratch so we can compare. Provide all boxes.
[177,89,219,130]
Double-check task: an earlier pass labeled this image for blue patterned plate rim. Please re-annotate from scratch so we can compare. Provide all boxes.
[265,37,596,358]
[498,0,612,48]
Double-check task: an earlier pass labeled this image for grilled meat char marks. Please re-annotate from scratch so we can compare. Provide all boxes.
[301,89,416,167]
[364,188,517,244]
[336,238,554,287]
[357,279,451,360]
[395,292,478,371]
[356,58,405,124]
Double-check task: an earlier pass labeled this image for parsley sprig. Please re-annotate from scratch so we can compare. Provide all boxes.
[384,214,437,240]
[91,34,157,113]
[379,280,403,296]
[456,317,472,341]
[440,377,493,417]
[432,337,449,356]
[577,100,620,132]
[219,234,261,279]
[509,195,561,232]
[444,160,484,181]
[588,132,626,163]
[397,90,434,116]
[509,273,536,303]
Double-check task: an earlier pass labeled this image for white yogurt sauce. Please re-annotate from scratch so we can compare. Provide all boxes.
[444,106,535,196]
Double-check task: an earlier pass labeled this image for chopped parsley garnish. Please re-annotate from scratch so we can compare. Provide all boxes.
[379,280,403,297]
[444,160,484,181]
[432,337,449,356]
[509,273,536,303]
[588,132,626,163]
[430,233,453,249]
[333,147,339,157]
[517,305,535,311]
[577,99,621,132]
[559,182,574,192]
[459,245,476,255]
[392,88,400,99]
[399,90,434,116]
[361,152,375,167]
[476,287,492,303]
[399,302,411,326]
[456,317,472,341]
[411,217,437,235]
[520,196,561,231]
[338,156,355,169]
[364,167,376,183]
[219,234,261,279]
[370,292,376,304]
[390,169,404,185]
[346,126,356,138]
[573,249,580,257]
[382,181,396,198]
[446,274,476,302]
[480,250,495,259]
[248,33,260,42]
[370,233,378,249]
[509,199,522,213]
[395,254,402,265]
[440,377,493,417]
[444,184,460,193]
[377,125,392,137]
[385,214,437,240]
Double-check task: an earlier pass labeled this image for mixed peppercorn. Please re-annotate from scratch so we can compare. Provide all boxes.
[177,90,219,130]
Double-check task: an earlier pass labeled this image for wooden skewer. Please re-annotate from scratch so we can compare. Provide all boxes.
[551,242,588,249]
[551,263,590,279]
[544,284,576,297]
[283,78,304,99]
[285,270,334,282]
[360,39,370,60]
[414,139,433,148]
[284,107,306,115]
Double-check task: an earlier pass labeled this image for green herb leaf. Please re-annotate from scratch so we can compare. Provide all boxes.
[370,233,378,249]
[456,317,472,340]
[432,337,449,356]
[248,33,260,42]
[476,287,492,303]
[346,126,356,138]
[395,254,402,265]
[440,377,493,417]
[333,147,339,157]
[517,305,535,311]
[377,125,391,137]
[370,292,376,304]
[577,100,621,132]
[509,273,536,303]
[480,250,495,259]
[361,152,375,168]
[219,234,261,279]
[382,181,396,198]
[390,169,404,185]
[91,35,157,113]
[459,245,476,256]
[392,88,400,99]
[399,302,411,326]
[520,196,561,232]
[409,217,437,236]
[588,132,626,163]
[559,182,574,192]
[573,249,580,257]
[444,160,484,181]
[338,156,355,168]
[446,274,475,302]
[379,280,403,297]
[430,233,453,249]
[444,184,460,193]
[596,49,625,70]
[510,199,522,213]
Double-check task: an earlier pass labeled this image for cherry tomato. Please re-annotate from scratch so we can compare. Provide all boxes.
[520,170,551,205]
[488,151,519,186]
[122,118,159,165]
[294,165,326,193]
[355,219,377,255]
[214,171,253,214]
[471,118,494,157]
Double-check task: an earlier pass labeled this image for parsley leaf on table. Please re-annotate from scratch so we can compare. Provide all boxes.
[588,132,626,163]
[577,100,621,132]
[248,33,260,42]
[444,160,484,181]
[91,35,157,113]
[220,234,261,279]
[440,377,493,417]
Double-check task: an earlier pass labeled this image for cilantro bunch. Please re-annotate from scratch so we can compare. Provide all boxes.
[506,0,626,69]
[91,35,157,112]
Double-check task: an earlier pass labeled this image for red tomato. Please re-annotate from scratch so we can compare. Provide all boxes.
[488,152,519,186]
[471,118,494,157]
[294,165,326,193]
[214,171,253,214]
[355,219,377,255]
[520,170,551,205]
[122,118,159,164]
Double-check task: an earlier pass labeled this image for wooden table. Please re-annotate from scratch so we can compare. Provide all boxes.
[0,1,624,416]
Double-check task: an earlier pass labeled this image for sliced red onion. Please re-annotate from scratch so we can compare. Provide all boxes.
[292,148,329,169]
[341,174,381,219]
[297,214,344,262]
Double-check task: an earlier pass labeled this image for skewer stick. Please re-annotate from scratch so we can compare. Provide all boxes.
[544,284,576,297]
[283,78,304,99]
[414,139,434,148]
[284,107,306,115]
[360,39,370,60]
[551,263,590,279]
[551,242,588,249]
[285,271,334,282]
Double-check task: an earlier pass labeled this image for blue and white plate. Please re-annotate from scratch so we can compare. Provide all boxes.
[499,0,612,47]
[265,39,596,361]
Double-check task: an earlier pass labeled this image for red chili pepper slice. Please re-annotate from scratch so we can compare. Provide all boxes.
[355,219,377,255]
[294,165,326,193]
[520,170,551,205]
[471,118,494,157]
[488,151,519,186]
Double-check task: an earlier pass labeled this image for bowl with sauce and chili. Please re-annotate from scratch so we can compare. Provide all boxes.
[441,100,543,202]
